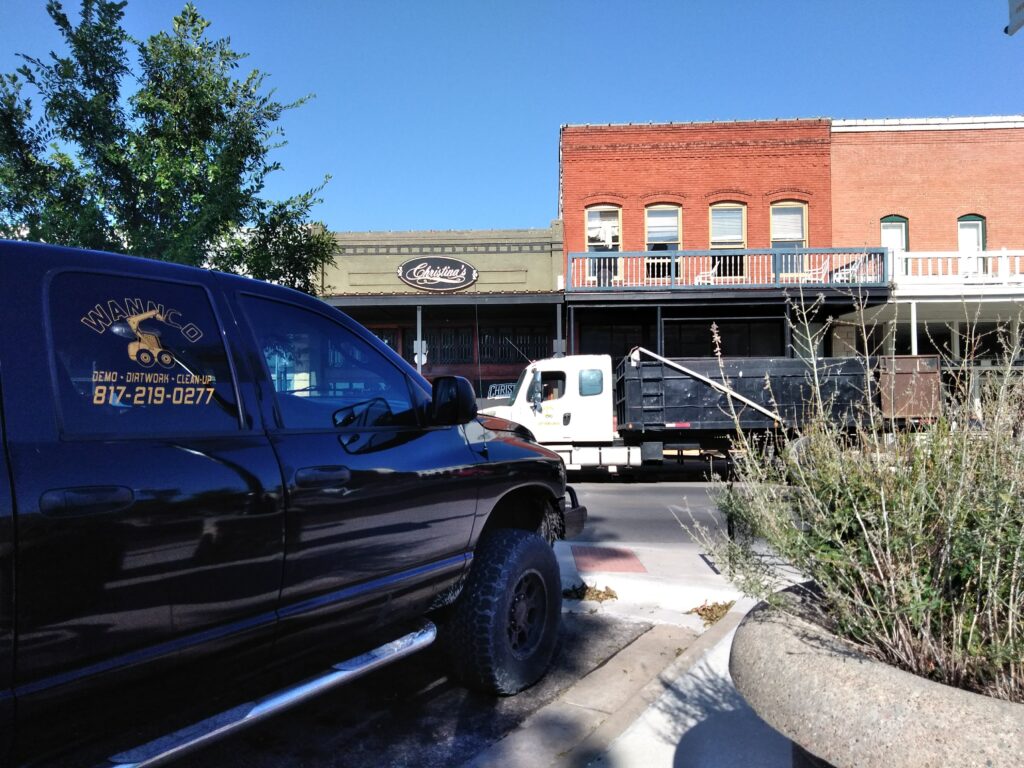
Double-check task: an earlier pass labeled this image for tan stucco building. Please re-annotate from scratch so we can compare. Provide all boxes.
[321,223,565,397]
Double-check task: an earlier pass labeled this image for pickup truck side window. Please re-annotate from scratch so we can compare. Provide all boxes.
[241,296,418,430]
[49,272,240,436]
[580,369,604,396]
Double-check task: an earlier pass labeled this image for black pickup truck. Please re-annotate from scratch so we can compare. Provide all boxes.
[0,240,585,766]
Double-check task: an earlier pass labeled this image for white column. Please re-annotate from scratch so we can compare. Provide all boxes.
[951,321,961,360]
[885,321,897,356]
[910,301,918,356]
[416,305,423,374]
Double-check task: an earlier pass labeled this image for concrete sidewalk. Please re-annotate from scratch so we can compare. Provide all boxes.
[587,617,792,768]
[463,529,793,767]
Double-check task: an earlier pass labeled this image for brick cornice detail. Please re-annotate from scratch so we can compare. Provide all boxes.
[581,192,627,204]
[704,189,752,201]
[564,137,830,156]
[639,192,687,204]
[765,187,813,199]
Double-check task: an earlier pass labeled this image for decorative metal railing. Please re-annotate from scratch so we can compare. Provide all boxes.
[567,248,888,291]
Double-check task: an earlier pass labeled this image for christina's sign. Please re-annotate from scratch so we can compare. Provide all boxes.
[397,257,478,292]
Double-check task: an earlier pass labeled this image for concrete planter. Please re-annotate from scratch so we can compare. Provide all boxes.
[729,602,1024,768]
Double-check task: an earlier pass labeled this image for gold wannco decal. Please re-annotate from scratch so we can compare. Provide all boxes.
[80,298,217,407]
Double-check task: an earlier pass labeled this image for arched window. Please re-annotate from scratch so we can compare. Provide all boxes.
[957,214,986,252]
[585,205,621,252]
[709,202,746,249]
[645,205,681,251]
[585,205,621,286]
[709,202,747,278]
[770,201,808,249]
[644,205,681,281]
[881,215,908,253]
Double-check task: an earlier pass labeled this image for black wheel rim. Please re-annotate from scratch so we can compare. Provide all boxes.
[507,569,547,659]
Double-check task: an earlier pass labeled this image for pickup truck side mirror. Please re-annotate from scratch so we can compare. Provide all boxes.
[431,375,478,425]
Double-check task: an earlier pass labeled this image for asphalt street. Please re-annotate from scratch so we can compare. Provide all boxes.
[180,480,732,768]
[573,480,725,546]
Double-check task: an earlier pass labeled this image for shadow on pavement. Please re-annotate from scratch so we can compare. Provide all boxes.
[664,672,792,768]
[190,613,651,768]
[566,638,791,768]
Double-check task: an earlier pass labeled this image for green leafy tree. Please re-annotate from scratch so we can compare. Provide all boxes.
[0,0,335,293]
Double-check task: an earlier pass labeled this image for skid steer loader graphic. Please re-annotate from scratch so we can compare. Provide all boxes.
[111,309,176,369]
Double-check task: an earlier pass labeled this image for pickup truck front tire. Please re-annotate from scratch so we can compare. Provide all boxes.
[445,529,561,695]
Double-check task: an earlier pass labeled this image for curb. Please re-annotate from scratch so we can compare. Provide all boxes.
[462,606,748,768]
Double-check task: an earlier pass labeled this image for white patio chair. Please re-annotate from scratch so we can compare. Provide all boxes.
[800,256,831,283]
[832,256,864,283]
[694,262,720,285]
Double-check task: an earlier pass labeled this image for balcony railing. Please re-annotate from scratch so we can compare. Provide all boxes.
[567,248,888,291]
[892,249,1024,290]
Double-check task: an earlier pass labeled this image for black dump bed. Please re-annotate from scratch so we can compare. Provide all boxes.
[614,353,870,442]
[614,350,941,449]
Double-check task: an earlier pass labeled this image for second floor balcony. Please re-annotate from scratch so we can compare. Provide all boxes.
[567,248,888,292]
[566,248,1024,297]
[892,249,1024,296]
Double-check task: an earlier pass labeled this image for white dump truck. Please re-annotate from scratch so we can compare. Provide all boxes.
[482,347,940,472]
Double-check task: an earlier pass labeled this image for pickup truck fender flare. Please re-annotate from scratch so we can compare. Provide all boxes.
[475,483,564,546]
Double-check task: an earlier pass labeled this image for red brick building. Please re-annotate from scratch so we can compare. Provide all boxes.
[561,119,833,254]
[559,119,879,359]
[829,116,1024,359]
[559,115,1024,362]
[831,117,1024,251]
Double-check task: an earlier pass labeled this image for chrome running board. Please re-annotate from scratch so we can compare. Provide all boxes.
[104,621,437,768]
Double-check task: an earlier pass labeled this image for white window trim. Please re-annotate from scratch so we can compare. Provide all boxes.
[709,202,747,249]
[957,220,983,252]
[583,205,622,284]
[880,220,907,252]
[585,205,622,252]
[770,201,808,248]
[645,205,682,251]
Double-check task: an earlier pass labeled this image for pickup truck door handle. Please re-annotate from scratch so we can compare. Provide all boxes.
[39,486,135,517]
[563,413,572,426]
[295,466,352,488]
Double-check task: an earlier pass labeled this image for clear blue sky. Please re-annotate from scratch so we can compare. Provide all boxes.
[2,1,1021,232]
